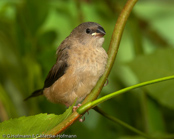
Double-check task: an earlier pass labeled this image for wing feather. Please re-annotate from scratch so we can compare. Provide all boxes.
[44,42,70,88]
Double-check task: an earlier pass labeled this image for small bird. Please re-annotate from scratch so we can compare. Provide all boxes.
[25,22,108,107]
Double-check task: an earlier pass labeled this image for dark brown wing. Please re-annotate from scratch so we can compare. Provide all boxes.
[43,61,68,88]
[24,49,68,100]
[24,38,71,101]
[43,42,70,89]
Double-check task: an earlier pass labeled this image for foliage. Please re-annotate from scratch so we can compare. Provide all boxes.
[0,0,174,139]
[0,105,74,139]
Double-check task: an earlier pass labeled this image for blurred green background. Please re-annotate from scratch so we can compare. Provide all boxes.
[0,0,174,138]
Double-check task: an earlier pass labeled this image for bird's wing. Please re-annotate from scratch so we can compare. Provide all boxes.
[43,42,70,89]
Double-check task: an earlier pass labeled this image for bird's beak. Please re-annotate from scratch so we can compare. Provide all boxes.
[92,26,106,37]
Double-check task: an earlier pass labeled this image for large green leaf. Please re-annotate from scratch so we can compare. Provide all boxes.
[128,48,174,109]
[0,105,73,138]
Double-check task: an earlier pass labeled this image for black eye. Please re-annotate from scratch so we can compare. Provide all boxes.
[86,28,91,34]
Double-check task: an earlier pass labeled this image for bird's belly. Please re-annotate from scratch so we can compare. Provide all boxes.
[43,67,100,106]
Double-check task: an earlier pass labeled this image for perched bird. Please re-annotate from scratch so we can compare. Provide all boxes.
[25,22,108,107]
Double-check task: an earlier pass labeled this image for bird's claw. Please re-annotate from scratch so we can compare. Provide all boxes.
[73,103,82,112]
[104,79,109,87]
[73,104,88,122]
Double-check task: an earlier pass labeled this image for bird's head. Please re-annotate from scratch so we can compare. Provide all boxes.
[70,22,106,47]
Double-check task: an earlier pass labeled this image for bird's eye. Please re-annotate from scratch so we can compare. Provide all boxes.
[86,28,91,34]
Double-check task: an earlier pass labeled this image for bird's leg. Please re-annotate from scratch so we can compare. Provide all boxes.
[65,103,70,107]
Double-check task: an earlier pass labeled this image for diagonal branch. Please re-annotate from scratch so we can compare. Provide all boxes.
[77,75,174,114]
[82,0,138,104]
[93,106,174,139]
[93,106,151,138]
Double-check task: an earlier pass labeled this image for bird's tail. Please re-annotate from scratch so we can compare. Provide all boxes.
[24,89,43,101]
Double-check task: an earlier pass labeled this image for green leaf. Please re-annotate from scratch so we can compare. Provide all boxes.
[128,48,174,109]
[0,105,73,138]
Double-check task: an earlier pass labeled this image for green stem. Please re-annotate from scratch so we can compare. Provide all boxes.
[82,0,138,104]
[93,107,174,139]
[93,106,152,139]
[77,75,174,114]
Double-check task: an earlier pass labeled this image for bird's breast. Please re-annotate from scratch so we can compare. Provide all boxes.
[68,46,108,77]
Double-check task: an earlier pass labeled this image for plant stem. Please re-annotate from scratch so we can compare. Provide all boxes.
[77,75,174,114]
[82,0,138,104]
[93,107,174,139]
[93,106,152,139]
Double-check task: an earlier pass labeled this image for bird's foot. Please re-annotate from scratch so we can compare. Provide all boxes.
[73,103,82,112]
[73,104,88,122]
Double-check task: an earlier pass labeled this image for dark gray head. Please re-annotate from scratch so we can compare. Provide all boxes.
[70,22,106,45]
